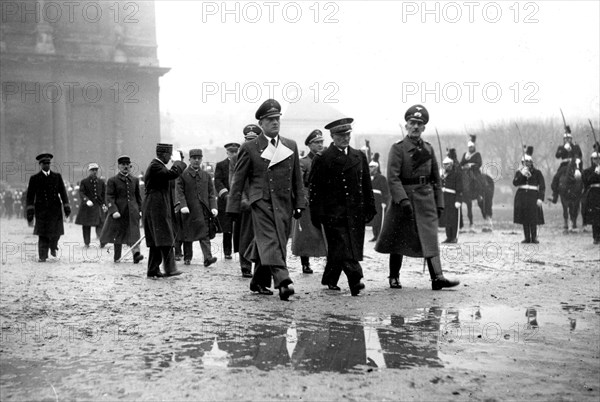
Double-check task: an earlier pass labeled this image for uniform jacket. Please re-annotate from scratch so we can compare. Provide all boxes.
[513,168,545,225]
[375,137,443,258]
[227,133,305,266]
[292,152,327,257]
[309,145,376,261]
[142,158,187,247]
[214,158,234,232]
[460,151,482,175]
[439,166,463,228]
[99,173,142,245]
[26,170,69,237]
[176,166,217,242]
[75,176,106,226]
[582,165,600,225]
[555,144,583,162]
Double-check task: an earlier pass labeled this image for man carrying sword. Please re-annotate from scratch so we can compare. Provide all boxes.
[551,113,583,203]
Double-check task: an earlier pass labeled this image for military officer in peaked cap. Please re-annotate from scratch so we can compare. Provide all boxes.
[143,143,187,278]
[227,99,305,300]
[75,162,108,247]
[26,153,71,262]
[375,105,460,290]
[292,129,328,274]
[214,142,241,259]
[229,124,262,278]
[309,118,376,296]
[99,155,144,263]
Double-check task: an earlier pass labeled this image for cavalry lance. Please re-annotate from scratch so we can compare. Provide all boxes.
[589,119,598,147]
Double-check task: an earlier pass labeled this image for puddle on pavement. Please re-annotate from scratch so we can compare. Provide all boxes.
[139,305,596,374]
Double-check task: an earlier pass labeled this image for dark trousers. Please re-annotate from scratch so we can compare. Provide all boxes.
[445,206,460,241]
[223,232,233,256]
[183,239,212,262]
[174,240,183,257]
[389,254,443,281]
[321,259,363,288]
[82,226,101,245]
[321,223,364,287]
[300,256,310,266]
[250,261,292,289]
[38,235,59,259]
[147,246,177,276]
[240,255,252,271]
[522,224,538,242]
[593,224,600,241]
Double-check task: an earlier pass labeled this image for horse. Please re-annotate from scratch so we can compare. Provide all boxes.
[558,157,584,232]
[460,170,495,232]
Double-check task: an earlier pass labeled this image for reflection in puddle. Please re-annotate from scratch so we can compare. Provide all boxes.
[139,305,594,374]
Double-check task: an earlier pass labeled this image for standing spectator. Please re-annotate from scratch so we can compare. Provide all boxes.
[513,146,545,244]
[75,163,107,247]
[3,190,15,219]
[26,153,71,262]
[176,149,218,267]
[143,144,187,278]
[227,99,305,300]
[309,118,376,295]
[214,143,240,260]
[99,155,144,263]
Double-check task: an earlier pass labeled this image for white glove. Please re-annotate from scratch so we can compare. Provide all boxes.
[574,169,582,179]
[454,202,461,209]
[112,212,121,219]
[102,205,108,213]
[595,166,600,175]
[86,200,93,207]
[180,206,190,214]
[171,151,183,162]
[520,167,531,177]
[536,199,543,207]
[211,208,218,217]
[564,143,572,151]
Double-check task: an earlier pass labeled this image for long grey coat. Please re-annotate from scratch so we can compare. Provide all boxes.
[227,133,305,266]
[375,137,443,258]
[176,166,217,242]
[142,159,187,247]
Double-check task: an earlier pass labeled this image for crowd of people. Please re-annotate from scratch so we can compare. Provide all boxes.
[19,100,600,299]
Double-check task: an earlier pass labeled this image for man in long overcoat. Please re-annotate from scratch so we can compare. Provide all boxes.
[513,146,545,244]
[214,143,240,259]
[291,129,328,274]
[375,105,459,290]
[227,99,305,300]
[75,163,107,247]
[143,143,187,278]
[26,153,71,261]
[99,155,144,263]
[176,148,218,266]
[230,124,261,278]
[309,118,376,296]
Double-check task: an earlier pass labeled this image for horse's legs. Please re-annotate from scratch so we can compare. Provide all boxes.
[467,200,475,231]
[571,200,580,229]
[561,198,569,230]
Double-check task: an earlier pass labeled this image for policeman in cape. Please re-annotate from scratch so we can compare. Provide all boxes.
[440,149,463,243]
[375,105,460,290]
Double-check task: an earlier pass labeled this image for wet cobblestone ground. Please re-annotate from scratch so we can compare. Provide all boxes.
[1,205,599,401]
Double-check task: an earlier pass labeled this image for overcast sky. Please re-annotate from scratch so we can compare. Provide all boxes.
[155,0,599,134]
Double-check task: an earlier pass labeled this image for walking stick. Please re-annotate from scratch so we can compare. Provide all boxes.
[117,235,145,262]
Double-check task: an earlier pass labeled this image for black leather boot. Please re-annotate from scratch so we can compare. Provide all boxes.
[427,256,460,290]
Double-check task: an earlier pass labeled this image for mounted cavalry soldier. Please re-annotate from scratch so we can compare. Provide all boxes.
[309,118,376,296]
[460,134,483,199]
[513,146,545,244]
[99,155,144,263]
[291,129,328,274]
[582,143,600,244]
[227,99,305,301]
[26,153,71,262]
[375,105,460,290]
[440,149,463,243]
[551,127,583,203]
[75,163,107,247]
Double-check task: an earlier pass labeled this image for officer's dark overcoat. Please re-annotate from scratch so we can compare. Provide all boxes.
[26,170,69,237]
[176,166,217,242]
[143,159,187,247]
[582,166,600,226]
[513,169,545,225]
[75,176,106,226]
[375,138,443,258]
[214,158,234,232]
[99,174,142,245]
[309,144,375,261]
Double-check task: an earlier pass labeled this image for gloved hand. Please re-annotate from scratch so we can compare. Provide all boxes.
[86,200,94,207]
[139,211,142,217]
[400,199,413,218]
[536,199,543,207]
[520,167,531,178]
[27,207,34,222]
[113,212,121,219]
[454,202,461,209]
[595,166,600,175]
[437,207,444,219]
[180,206,190,214]
[102,204,108,213]
[564,142,572,151]
[574,169,582,179]
[63,205,71,218]
[211,208,218,217]
[293,209,303,219]
[171,150,183,162]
